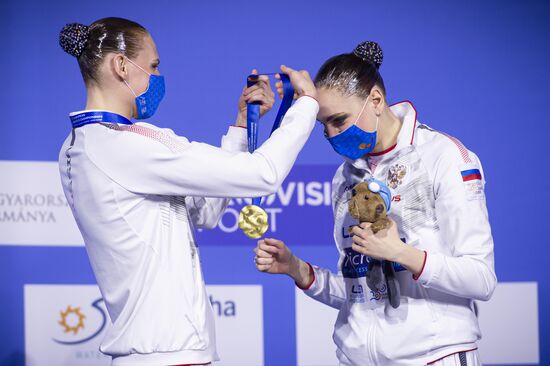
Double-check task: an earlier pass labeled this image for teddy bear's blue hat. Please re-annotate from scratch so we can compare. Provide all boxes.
[366,178,392,213]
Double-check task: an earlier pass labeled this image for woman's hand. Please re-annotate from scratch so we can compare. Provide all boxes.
[275,65,317,101]
[351,219,425,277]
[254,238,313,288]
[236,69,275,127]
[351,220,404,261]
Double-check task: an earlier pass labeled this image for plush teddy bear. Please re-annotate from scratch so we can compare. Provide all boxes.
[348,178,401,308]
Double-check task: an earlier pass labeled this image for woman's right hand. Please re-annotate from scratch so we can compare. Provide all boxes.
[235,69,275,128]
[254,238,313,288]
[276,65,317,101]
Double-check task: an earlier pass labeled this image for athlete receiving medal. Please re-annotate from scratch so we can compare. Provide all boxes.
[58,17,317,366]
[255,41,496,366]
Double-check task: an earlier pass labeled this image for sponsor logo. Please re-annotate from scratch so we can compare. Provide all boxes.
[53,299,107,345]
[351,284,363,294]
[342,247,407,279]
[0,193,68,223]
[342,225,354,239]
[0,161,83,246]
[209,295,236,317]
[342,247,370,279]
[206,285,264,365]
[369,283,388,301]
[349,283,366,303]
[25,285,111,365]
[25,284,264,366]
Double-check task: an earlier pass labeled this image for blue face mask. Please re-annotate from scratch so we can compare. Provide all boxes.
[124,57,165,120]
[327,97,378,160]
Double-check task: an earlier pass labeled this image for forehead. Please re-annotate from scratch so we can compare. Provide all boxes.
[135,34,158,60]
[316,88,362,121]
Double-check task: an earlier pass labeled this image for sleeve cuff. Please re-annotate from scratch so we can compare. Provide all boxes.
[413,250,428,281]
[295,262,316,290]
[414,250,442,288]
[294,95,320,114]
[221,125,248,152]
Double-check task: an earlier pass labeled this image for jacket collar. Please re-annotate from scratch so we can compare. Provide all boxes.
[346,100,418,170]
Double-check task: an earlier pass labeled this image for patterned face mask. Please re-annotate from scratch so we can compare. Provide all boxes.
[326,96,378,160]
[123,57,165,120]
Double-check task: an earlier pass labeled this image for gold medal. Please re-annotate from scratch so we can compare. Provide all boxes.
[238,205,269,239]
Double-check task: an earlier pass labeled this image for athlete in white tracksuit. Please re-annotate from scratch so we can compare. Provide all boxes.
[58,17,320,366]
[59,95,317,366]
[305,101,495,365]
[254,41,496,366]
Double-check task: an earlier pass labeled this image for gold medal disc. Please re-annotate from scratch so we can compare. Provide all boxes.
[238,205,269,239]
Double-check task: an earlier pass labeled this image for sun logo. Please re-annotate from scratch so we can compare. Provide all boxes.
[58,305,86,334]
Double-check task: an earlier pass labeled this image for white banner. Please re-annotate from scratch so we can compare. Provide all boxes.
[0,161,83,246]
[476,282,539,364]
[24,284,264,366]
[295,282,539,365]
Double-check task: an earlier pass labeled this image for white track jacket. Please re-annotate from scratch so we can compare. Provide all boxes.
[58,96,319,365]
[301,101,497,366]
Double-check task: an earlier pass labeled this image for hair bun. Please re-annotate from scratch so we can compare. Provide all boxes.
[353,41,383,69]
[59,23,90,58]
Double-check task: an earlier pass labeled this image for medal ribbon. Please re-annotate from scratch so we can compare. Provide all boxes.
[69,111,133,129]
[246,73,294,205]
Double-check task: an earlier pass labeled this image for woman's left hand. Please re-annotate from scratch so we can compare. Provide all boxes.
[351,219,406,262]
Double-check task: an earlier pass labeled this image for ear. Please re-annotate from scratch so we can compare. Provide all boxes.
[375,204,384,215]
[369,86,386,116]
[111,54,129,81]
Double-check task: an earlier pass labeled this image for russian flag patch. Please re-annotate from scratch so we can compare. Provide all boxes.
[461,169,482,182]
[461,167,484,200]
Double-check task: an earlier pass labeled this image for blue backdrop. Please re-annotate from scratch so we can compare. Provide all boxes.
[1,0,549,365]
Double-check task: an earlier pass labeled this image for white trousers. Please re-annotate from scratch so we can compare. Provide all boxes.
[338,349,482,366]
[429,350,482,366]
